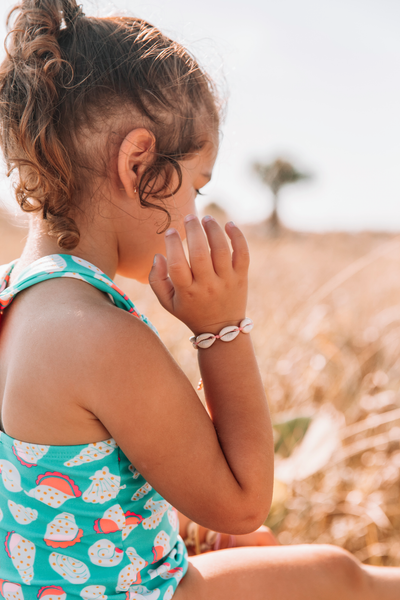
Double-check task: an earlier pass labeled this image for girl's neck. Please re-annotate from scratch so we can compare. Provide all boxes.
[11,215,119,284]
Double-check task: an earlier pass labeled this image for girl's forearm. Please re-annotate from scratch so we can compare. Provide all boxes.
[150,216,271,525]
[198,332,274,521]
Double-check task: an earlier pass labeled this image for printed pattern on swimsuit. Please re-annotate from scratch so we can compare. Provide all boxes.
[0,255,187,600]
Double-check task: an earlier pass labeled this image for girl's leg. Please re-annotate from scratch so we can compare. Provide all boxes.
[174,544,400,600]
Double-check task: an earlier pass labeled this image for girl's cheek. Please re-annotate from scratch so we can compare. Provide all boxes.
[173,204,196,239]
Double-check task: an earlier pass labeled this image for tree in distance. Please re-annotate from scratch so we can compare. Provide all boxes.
[253,157,313,234]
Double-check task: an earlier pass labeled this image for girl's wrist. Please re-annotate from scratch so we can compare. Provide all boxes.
[189,317,247,337]
[190,318,253,349]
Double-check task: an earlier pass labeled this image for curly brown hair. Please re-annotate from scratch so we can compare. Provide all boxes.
[0,0,220,249]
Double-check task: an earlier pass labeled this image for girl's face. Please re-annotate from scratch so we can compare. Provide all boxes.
[115,136,218,283]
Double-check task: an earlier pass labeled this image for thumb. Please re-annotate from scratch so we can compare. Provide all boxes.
[148,254,175,312]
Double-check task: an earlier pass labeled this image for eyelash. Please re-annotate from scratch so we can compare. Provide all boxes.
[196,189,204,196]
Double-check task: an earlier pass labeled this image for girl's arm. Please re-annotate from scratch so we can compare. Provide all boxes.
[177,510,279,554]
[149,216,274,528]
[83,216,274,535]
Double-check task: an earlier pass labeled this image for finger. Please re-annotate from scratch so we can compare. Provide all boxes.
[148,254,175,312]
[202,216,232,277]
[164,228,193,289]
[184,214,214,281]
[225,222,250,275]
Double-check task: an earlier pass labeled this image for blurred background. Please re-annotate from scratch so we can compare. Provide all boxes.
[1,0,400,566]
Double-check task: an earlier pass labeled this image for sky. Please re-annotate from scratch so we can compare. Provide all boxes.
[0,0,399,231]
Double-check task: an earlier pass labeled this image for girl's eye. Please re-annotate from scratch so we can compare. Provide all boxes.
[195,189,204,196]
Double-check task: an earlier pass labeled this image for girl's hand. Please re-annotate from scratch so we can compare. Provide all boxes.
[149,215,250,335]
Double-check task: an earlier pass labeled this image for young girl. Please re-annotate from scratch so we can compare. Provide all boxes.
[0,2,398,599]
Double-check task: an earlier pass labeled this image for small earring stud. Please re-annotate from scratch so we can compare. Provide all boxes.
[118,187,138,193]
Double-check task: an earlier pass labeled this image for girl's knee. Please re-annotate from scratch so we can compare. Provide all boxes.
[316,545,371,598]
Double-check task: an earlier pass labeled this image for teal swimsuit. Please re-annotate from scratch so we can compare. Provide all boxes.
[0,255,188,600]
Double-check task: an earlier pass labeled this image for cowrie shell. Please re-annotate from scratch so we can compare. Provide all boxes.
[196,333,217,349]
[219,326,240,342]
[240,318,254,333]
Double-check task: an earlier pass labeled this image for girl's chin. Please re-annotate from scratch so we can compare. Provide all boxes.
[117,251,164,283]
[115,265,148,284]
[120,271,150,285]
[136,273,151,284]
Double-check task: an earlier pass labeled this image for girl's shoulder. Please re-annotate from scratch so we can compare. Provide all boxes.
[0,274,158,445]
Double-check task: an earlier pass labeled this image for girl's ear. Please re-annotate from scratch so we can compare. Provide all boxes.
[118,128,156,197]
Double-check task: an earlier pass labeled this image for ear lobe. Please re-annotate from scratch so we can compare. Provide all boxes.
[118,128,156,197]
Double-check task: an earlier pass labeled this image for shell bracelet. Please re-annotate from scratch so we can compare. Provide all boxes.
[190,318,254,350]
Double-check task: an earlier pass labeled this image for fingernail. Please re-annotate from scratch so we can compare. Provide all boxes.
[165,228,176,236]
[203,215,214,222]
[153,254,158,266]
[228,221,236,227]
[184,214,196,223]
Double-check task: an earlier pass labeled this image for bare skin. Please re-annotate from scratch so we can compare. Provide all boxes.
[0,127,399,599]
[177,511,279,554]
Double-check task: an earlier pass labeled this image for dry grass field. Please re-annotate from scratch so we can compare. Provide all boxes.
[2,209,400,566]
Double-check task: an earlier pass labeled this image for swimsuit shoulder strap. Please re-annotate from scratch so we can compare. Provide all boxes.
[0,253,158,335]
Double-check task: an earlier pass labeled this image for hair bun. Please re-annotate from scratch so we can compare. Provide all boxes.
[63,1,85,26]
